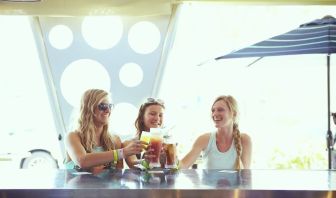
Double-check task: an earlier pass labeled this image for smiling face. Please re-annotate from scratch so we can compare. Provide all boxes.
[211,100,235,128]
[143,104,164,131]
[93,97,112,126]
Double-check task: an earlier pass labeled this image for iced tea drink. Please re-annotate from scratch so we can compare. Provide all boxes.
[165,143,177,168]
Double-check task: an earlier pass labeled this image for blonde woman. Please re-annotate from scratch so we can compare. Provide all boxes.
[64,89,145,171]
[180,95,252,169]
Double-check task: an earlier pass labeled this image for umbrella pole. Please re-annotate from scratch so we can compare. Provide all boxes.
[327,54,333,170]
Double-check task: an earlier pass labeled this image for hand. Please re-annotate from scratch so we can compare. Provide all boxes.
[123,140,147,157]
[143,144,155,161]
[142,143,166,165]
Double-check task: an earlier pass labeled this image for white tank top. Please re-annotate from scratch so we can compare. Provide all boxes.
[202,132,237,169]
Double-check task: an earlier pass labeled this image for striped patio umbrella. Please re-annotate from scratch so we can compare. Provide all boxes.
[216,15,336,169]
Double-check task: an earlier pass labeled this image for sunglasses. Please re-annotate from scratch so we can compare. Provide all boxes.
[146,97,164,105]
[97,103,114,111]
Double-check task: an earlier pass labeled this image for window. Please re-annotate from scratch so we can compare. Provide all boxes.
[0,16,62,169]
[159,4,336,169]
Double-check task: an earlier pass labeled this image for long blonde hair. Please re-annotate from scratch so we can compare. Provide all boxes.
[212,95,242,170]
[77,89,114,153]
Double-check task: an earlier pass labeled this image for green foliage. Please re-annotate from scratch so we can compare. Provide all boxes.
[268,147,327,169]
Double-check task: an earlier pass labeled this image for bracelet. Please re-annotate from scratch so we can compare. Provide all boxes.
[113,150,118,164]
[117,149,124,160]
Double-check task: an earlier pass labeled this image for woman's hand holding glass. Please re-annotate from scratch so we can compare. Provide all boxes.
[140,132,155,161]
[123,139,148,157]
[139,131,166,168]
[142,142,168,169]
[143,145,156,162]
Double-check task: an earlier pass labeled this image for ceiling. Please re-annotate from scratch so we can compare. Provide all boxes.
[0,0,335,16]
[0,0,172,16]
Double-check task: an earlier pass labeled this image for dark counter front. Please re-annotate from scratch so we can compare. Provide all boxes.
[0,169,336,198]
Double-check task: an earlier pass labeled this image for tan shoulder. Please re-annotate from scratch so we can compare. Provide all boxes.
[67,131,81,141]
[198,133,211,141]
[240,133,252,145]
[111,134,121,141]
[194,132,211,150]
[111,134,122,148]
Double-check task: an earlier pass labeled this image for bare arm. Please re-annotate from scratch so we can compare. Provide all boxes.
[125,155,139,169]
[66,132,144,169]
[65,132,115,169]
[241,133,252,169]
[125,140,153,169]
[179,133,210,169]
[124,140,139,169]
[113,135,124,169]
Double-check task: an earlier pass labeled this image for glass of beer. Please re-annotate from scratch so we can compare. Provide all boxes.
[140,131,151,151]
[148,128,163,168]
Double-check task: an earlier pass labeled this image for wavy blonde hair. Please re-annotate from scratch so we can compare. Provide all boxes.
[77,89,114,153]
[212,95,242,170]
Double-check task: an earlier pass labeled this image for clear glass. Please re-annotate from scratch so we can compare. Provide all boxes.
[140,131,151,151]
[165,142,177,169]
[149,128,163,168]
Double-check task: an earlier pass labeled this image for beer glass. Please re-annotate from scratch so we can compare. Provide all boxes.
[165,140,177,169]
[140,131,151,151]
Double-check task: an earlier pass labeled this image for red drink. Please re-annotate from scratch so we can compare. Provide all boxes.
[149,136,163,167]
[148,128,163,168]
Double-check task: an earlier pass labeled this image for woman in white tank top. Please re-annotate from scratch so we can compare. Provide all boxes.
[179,95,252,169]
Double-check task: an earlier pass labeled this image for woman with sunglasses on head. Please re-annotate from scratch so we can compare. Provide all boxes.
[124,98,165,168]
[64,89,146,171]
[179,95,252,170]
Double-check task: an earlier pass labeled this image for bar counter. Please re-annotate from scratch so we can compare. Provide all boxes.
[1,168,335,197]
